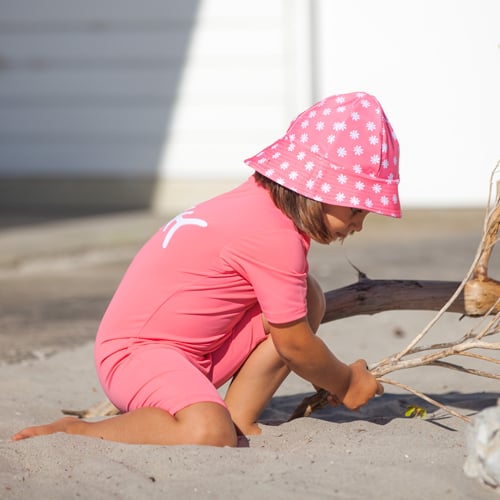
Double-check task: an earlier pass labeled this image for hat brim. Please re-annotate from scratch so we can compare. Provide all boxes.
[245,138,401,218]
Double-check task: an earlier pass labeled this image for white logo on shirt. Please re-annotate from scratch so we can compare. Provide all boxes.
[161,210,208,249]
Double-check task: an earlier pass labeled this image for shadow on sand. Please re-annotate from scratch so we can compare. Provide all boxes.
[261,391,500,429]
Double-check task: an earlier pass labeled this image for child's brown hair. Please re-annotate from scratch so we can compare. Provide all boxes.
[254,172,332,244]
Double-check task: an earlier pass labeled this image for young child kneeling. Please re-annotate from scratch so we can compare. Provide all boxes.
[13,91,400,447]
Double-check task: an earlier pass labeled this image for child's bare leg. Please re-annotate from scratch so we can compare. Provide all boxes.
[225,334,290,435]
[11,402,237,447]
[225,274,325,435]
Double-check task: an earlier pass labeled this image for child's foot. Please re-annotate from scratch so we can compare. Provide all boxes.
[11,416,79,441]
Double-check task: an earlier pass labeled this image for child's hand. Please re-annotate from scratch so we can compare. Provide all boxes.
[339,359,383,411]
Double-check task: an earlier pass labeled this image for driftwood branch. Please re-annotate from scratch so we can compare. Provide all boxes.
[323,280,467,323]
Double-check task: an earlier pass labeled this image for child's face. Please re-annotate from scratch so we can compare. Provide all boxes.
[322,205,368,243]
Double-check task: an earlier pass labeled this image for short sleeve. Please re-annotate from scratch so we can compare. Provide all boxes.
[221,228,309,324]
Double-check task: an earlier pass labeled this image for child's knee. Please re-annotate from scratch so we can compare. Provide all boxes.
[181,404,238,447]
[191,420,237,447]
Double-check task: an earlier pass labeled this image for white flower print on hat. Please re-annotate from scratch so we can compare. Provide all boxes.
[244,92,401,218]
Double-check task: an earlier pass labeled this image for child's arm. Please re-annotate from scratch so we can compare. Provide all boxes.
[269,318,382,410]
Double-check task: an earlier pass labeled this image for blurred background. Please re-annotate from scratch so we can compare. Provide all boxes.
[0,0,498,217]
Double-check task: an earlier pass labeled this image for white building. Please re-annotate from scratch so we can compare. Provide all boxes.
[0,0,498,213]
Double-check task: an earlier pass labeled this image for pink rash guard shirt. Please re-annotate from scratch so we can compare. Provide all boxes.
[94,175,310,414]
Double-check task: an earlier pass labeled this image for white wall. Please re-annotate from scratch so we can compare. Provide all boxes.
[151,0,318,209]
[0,0,200,178]
[155,0,315,180]
[0,0,312,212]
[0,0,498,211]
[314,0,500,207]
[158,0,500,207]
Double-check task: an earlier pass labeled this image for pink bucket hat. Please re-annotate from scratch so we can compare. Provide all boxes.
[244,92,401,218]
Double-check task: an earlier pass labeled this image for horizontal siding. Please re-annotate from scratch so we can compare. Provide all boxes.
[156,1,289,179]
[0,0,202,23]
[0,144,160,174]
[0,28,283,62]
[0,65,284,101]
[0,1,197,178]
[0,142,259,175]
[0,147,261,173]
[0,0,282,23]
[0,70,182,102]
[0,105,283,136]
[0,0,292,183]
[0,32,196,63]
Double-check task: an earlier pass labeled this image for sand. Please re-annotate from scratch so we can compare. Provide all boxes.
[0,209,498,499]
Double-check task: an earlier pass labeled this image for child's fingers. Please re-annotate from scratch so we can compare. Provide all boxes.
[354,359,383,395]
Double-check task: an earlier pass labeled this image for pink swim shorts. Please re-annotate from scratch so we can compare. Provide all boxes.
[95,304,267,416]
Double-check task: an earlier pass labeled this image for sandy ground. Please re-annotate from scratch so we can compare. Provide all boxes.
[0,207,499,499]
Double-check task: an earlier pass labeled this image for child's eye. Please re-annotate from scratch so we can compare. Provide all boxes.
[351,208,363,215]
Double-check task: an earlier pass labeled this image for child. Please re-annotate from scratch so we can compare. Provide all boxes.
[12,91,400,447]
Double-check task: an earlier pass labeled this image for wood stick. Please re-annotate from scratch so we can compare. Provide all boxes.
[377,377,472,423]
[322,279,466,323]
